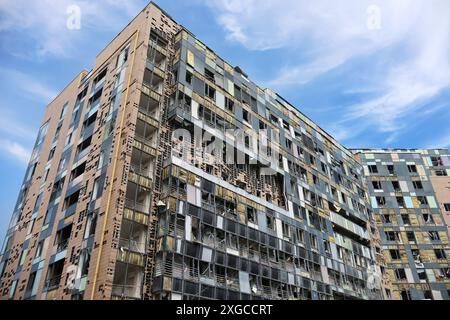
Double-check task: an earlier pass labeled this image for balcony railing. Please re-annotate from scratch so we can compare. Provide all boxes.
[118,238,146,254]
[111,284,141,300]
[125,198,149,213]
[56,239,69,253]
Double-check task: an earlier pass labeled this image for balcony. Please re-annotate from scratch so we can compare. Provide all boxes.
[112,261,143,300]
[118,238,146,254]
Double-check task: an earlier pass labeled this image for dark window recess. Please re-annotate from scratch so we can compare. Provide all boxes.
[395,268,407,280]
[55,224,72,252]
[205,83,215,99]
[48,147,56,161]
[204,68,215,82]
[70,162,86,181]
[412,180,423,189]
[185,71,193,84]
[93,68,107,87]
[77,136,92,154]
[243,109,249,122]
[387,165,395,174]
[225,97,234,111]
[389,249,401,260]
[83,111,97,129]
[88,88,103,108]
[368,165,378,173]
[64,190,80,210]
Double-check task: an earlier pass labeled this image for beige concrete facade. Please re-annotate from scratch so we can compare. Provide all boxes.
[0,2,181,300]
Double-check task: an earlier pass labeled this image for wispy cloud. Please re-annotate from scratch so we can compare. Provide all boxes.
[0,138,30,164]
[0,0,145,58]
[0,67,58,102]
[206,0,450,145]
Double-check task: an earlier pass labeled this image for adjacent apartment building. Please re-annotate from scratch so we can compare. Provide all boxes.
[354,149,450,300]
[0,2,447,301]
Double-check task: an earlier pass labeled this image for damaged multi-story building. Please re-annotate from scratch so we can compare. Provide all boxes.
[353,149,450,300]
[0,1,447,301]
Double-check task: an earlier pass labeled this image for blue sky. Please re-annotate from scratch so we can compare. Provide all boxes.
[1,0,450,240]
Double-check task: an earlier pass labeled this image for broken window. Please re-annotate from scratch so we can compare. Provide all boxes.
[397,197,405,208]
[406,231,415,242]
[444,203,450,211]
[227,233,238,250]
[412,180,423,190]
[435,169,447,176]
[385,231,399,242]
[431,156,443,166]
[400,290,411,300]
[407,164,417,173]
[310,234,318,249]
[205,83,215,99]
[295,229,304,244]
[246,207,257,224]
[116,46,129,68]
[417,196,428,206]
[428,231,440,241]
[423,290,433,299]
[204,68,215,82]
[185,70,193,84]
[376,196,386,206]
[423,213,433,224]
[372,180,382,190]
[435,249,446,260]
[282,222,291,239]
[93,68,107,88]
[225,97,234,112]
[368,165,378,173]
[418,269,427,281]
[392,180,401,192]
[48,146,56,161]
[266,214,275,231]
[395,268,407,280]
[243,109,249,122]
[35,240,44,259]
[401,214,410,225]
[387,164,395,174]
[389,249,401,260]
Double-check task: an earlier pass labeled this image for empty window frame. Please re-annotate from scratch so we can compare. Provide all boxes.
[185,70,193,85]
[372,180,382,190]
[389,249,401,260]
[205,83,215,99]
[412,180,423,190]
[246,206,257,224]
[376,196,386,206]
[423,213,434,224]
[401,214,410,225]
[428,231,440,241]
[368,165,378,174]
[395,268,407,280]
[390,181,400,192]
[387,165,395,175]
[406,231,415,242]
[385,231,399,242]
[435,249,447,260]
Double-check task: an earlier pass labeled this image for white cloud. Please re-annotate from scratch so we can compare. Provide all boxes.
[207,0,450,141]
[0,0,145,57]
[0,139,30,164]
[0,67,58,102]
